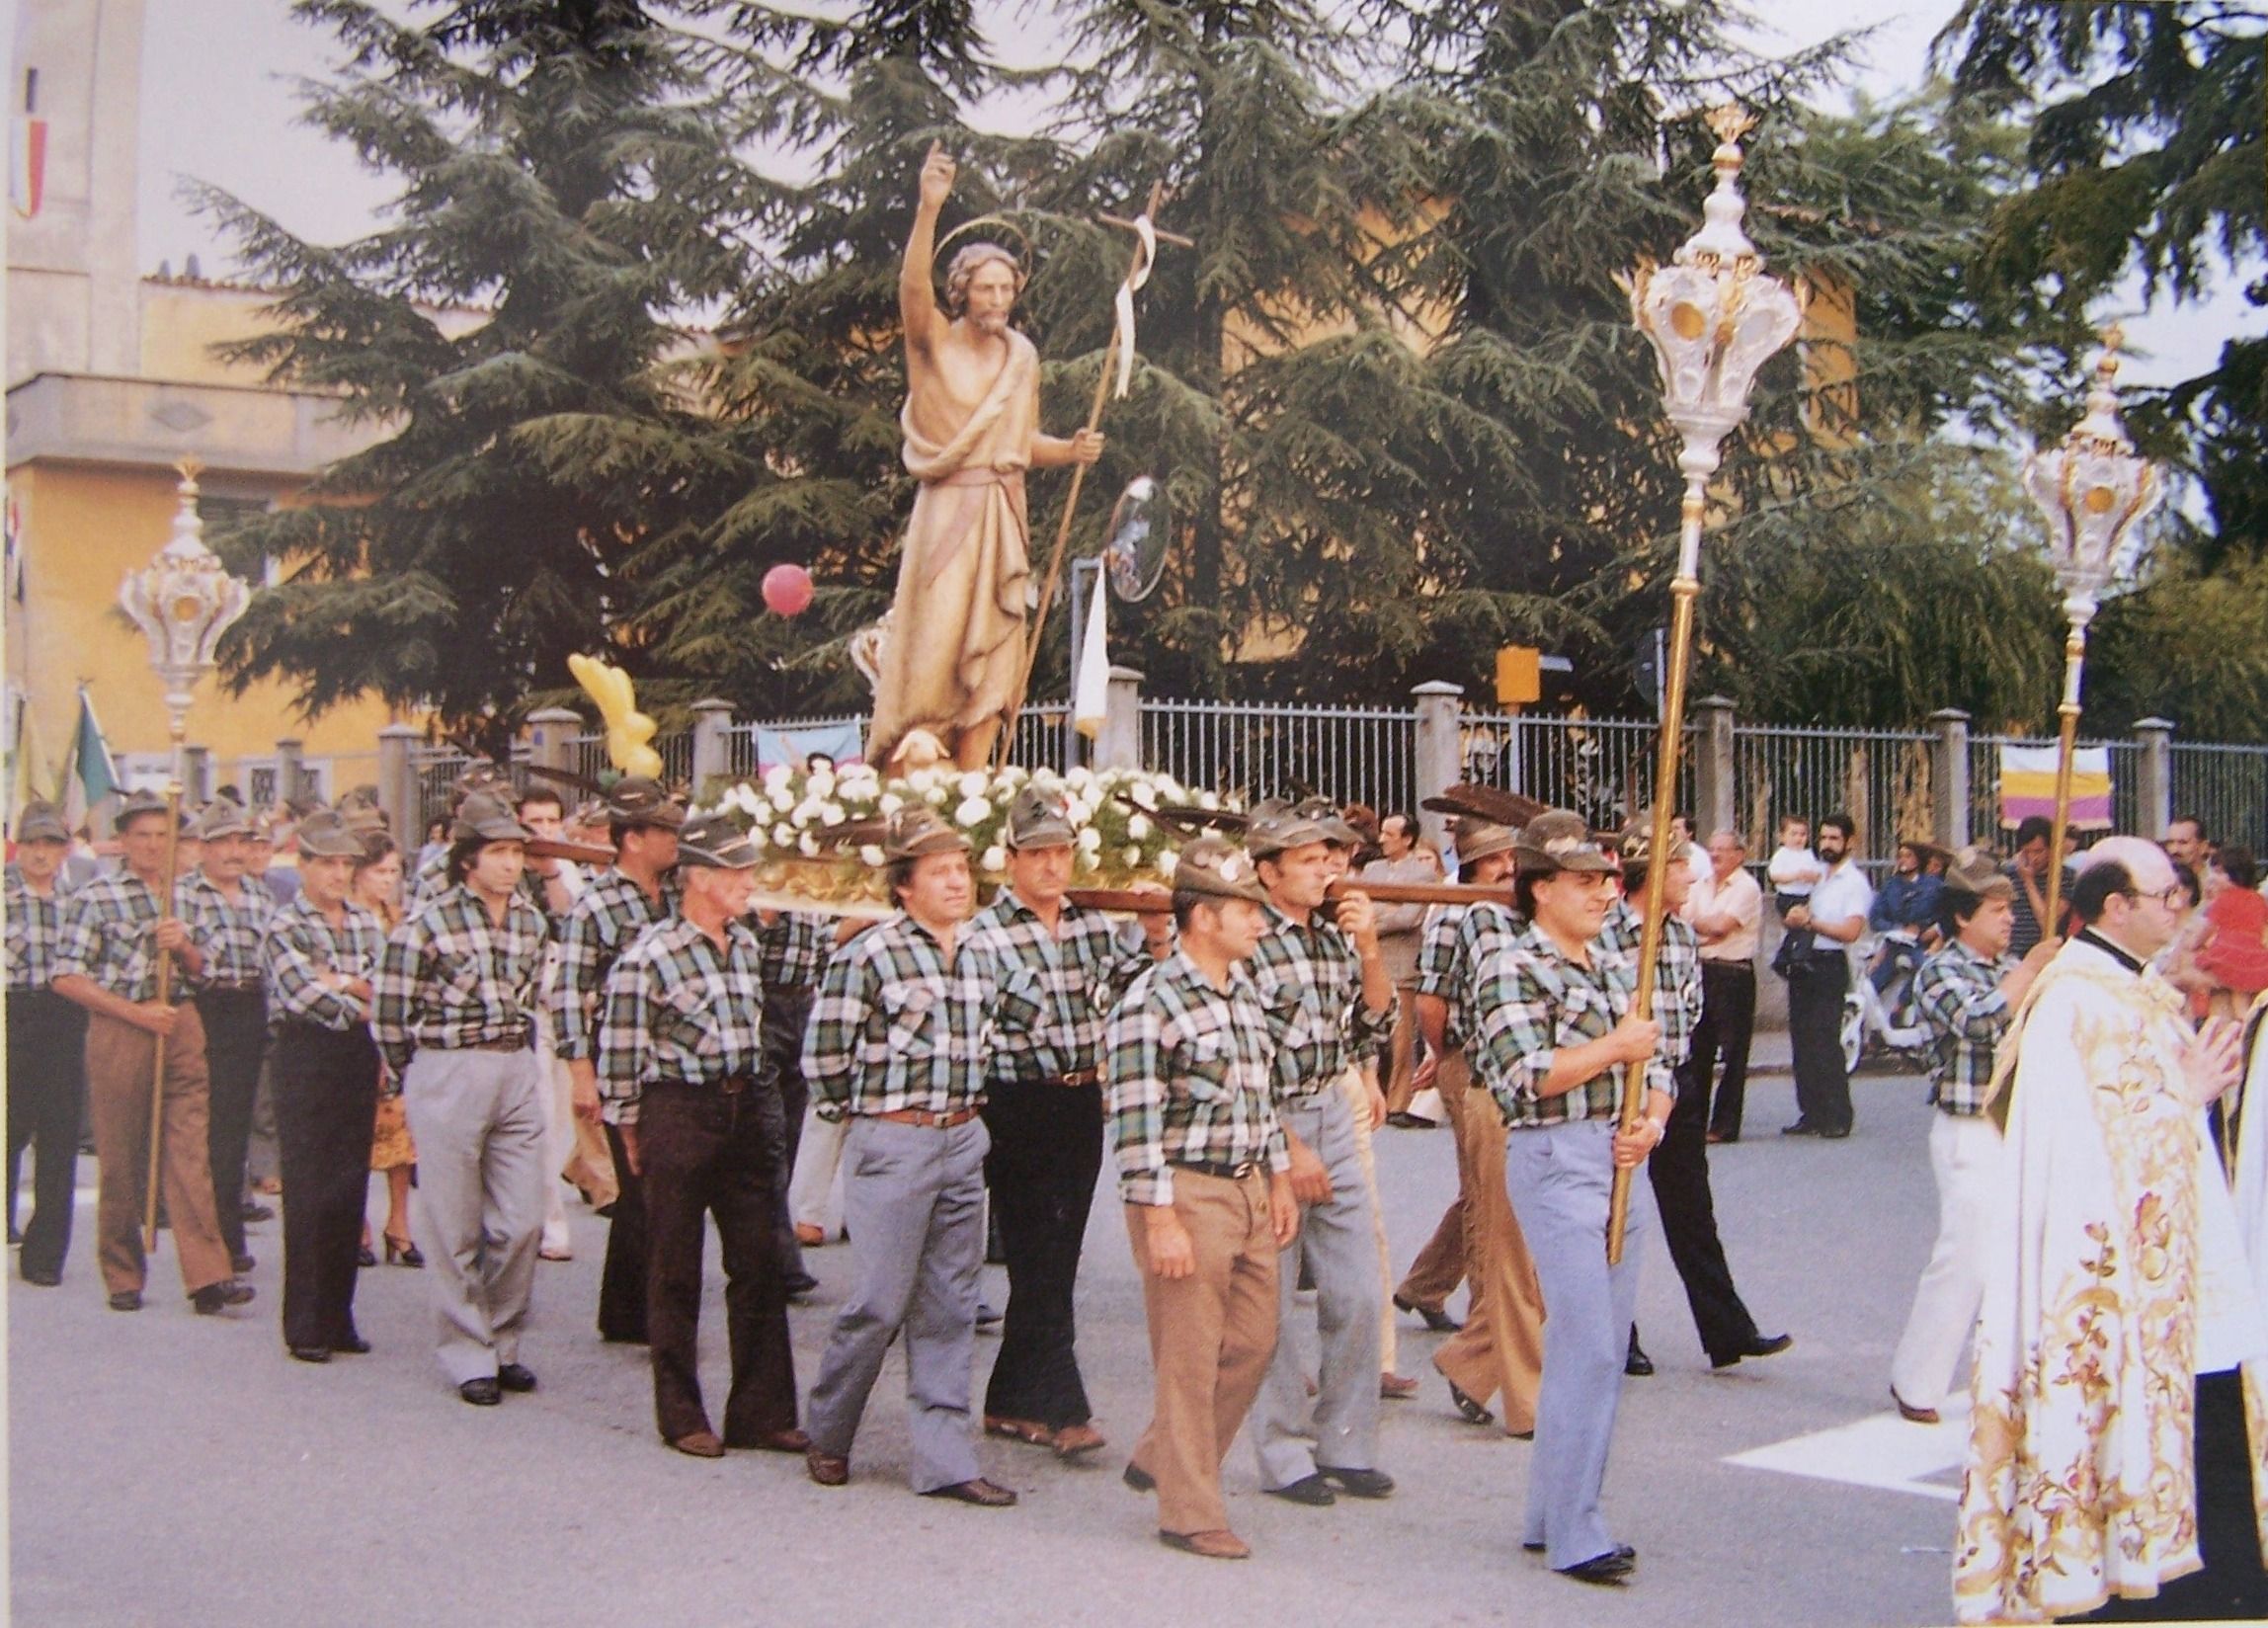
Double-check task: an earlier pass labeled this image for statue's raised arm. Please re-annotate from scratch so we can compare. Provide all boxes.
[900,142,953,359]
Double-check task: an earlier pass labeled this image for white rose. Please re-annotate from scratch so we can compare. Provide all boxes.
[821,801,847,826]
[924,785,948,807]
[771,787,797,814]
[1066,767,1095,789]
[1160,775,1186,803]
[1123,845,1143,869]
[1198,791,1221,811]
[1078,827,1102,854]
[1157,849,1178,878]
[763,764,793,794]
[792,797,822,827]
[1126,812,1152,842]
[772,823,795,848]
[858,844,884,867]
[798,832,821,857]
[981,845,1007,873]
[908,768,940,793]
[957,771,989,801]
[747,823,770,850]
[1130,782,1159,811]
[878,791,904,815]
[955,796,991,828]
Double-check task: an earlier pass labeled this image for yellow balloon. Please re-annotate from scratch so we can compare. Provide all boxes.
[568,653,660,776]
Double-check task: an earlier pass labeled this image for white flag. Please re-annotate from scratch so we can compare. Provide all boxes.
[1074,581,1109,740]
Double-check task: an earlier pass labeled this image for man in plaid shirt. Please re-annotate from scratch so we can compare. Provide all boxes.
[754,906,836,1293]
[6,800,86,1286]
[52,788,249,1316]
[370,791,550,1406]
[964,787,1170,1459]
[263,809,386,1363]
[1468,810,1663,1585]
[596,814,804,1461]
[800,806,1016,1506]
[1408,819,1549,1438]
[177,798,278,1274]
[1890,849,2058,1424]
[1241,802,1398,1506]
[1606,823,1789,1379]
[553,775,683,1342]
[1106,836,1297,1561]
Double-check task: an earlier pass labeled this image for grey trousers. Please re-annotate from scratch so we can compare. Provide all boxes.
[1252,1088,1383,1489]
[401,1048,548,1387]
[805,1115,990,1492]
[1503,1118,1656,1570]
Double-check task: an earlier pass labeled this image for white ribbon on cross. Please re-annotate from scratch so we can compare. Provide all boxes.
[1112,213,1157,400]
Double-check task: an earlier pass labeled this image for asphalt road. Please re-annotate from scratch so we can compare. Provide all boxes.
[10,1039,1975,1628]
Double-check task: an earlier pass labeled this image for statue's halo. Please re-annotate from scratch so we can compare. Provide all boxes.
[934,215,1035,284]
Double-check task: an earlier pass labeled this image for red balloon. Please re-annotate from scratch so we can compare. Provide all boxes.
[762,563,813,616]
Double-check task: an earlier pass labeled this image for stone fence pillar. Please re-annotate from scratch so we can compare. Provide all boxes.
[2133,716,2174,839]
[276,738,304,805]
[1929,708,1971,853]
[1412,682,1463,851]
[690,698,736,790]
[1690,695,1737,841]
[377,724,422,842]
[1096,668,1144,772]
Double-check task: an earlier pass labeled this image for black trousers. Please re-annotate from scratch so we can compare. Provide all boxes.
[599,1119,648,1343]
[980,1076,1103,1428]
[1694,962,1756,1140]
[274,1020,380,1351]
[7,989,86,1280]
[195,988,269,1258]
[640,1081,798,1445]
[1649,1053,1763,1363]
[763,986,814,1279]
[1786,954,1853,1135]
[2066,1367,2268,1621]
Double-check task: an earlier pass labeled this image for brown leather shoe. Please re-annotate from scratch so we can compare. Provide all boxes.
[1052,1422,1107,1459]
[1380,1372,1420,1400]
[924,1477,1017,1507]
[1891,1387,1940,1425]
[671,1429,726,1459]
[984,1414,1057,1447]
[1161,1528,1251,1561]
[732,1426,812,1454]
[805,1447,850,1486]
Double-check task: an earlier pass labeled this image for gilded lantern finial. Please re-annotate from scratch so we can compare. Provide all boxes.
[1705,104,1757,168]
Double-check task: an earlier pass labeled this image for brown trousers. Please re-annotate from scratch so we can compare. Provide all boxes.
[85,1006,233,1298]
[1428,1052,1547,1435]
[1126,1171,1280,1537]
[1381,988,1420,1115]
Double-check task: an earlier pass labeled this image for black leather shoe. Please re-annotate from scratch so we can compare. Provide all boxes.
[192,1279,255,1315]
[109,1290,142,1312]
[459,1377,502,1407]
[288,1344,331,1364]
[783,1270,819,1298]
[1559,1547,1637,1586]
[231,1252,256,1274]
[241,1201,274,1224]
[1319,1466,1395,1500]
[21,1266,60,1287]
[1712,1333,1794,1370]
[358,1244,378,1268]
[496,1362,537,1393]
[1264,1473,1336,1506]
[1123,1461,1157,1494]
[1781,1120,1820,1137]
[1446,1379,1495,1426]
[331,1334,372,1355]
[1819,1126,1852,1139]
[1624,1332,1654,1378]
[1393,1292,1461,1334]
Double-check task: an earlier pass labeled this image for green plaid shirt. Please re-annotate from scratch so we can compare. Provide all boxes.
[1601,899,1703,1071]
[370,883,549,1075]
[965,888,1152,1083]
[5,867,72,992]
[596,914,768,1126]
[1911,939,2016,1116]
[177,870,277,990]
[754,911,833,992]
[1472,919,1671,1128]
[1246,903,1393,1102]
[802,912,998,1120]
[1104,950,1289,1206]
[1415,900,1524,1052]
[263,894,384,1031]
[55,870,194,1004]
[551,868,678,1063]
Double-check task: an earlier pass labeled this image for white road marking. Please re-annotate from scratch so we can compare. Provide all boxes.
[1724,1401,1969,1503]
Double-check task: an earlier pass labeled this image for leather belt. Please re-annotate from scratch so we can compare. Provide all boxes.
[200,982,265,995]
[874,1106,981,1130]
[1171,1159,1260,1180]
[999,1067,1102,1089]
[462,1032,530,1054]
[652,1073,759,1097]
[1058,1067,1101,1088]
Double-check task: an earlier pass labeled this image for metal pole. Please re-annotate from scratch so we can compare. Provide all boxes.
[2042,612,2088,934]
[144,718,186,1252]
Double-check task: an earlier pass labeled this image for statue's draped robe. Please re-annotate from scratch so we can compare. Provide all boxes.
[1955,939,2268,1622]
[866,329,1039,769]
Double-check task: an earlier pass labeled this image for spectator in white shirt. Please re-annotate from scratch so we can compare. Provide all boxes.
[1781,813,1872,1140]
[1686,830,1764,1143]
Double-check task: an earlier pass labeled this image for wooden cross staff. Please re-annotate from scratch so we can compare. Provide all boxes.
[993,187,1192,769]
